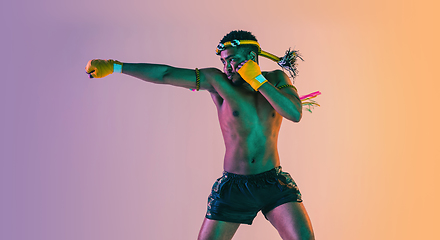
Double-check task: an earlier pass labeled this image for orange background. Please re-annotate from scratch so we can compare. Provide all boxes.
[2,0,439,239]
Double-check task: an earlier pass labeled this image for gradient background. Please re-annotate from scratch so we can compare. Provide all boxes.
[2,0,439,239]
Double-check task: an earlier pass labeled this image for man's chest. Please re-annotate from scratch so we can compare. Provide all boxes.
[211,91,280,126]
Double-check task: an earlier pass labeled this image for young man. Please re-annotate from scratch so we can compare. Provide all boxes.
[86,30,315,240]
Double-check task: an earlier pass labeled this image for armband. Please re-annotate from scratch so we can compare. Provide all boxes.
[191,68,200,91]
[277,84,297,91]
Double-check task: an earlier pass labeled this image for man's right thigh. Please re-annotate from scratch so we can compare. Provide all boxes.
[198,218,240,240]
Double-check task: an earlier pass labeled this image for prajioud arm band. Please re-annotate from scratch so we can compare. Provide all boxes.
[195,68,200,91]
[277,84,297,91]
[191,68,200,91]
[298,91,321,113]
[277,84,321,112]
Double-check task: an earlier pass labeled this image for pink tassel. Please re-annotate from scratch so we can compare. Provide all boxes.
[300,91,321,113]
[300,91,321,100]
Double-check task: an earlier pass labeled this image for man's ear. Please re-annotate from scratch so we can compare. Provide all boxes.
[248,51,257,62]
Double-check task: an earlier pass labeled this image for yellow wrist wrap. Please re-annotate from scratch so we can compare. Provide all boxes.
[85,59,123,78]
[237,60,268,91]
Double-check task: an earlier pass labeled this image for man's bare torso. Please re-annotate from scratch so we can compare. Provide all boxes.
[209,71,283,175]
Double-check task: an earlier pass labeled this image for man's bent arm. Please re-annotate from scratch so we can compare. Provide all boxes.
[122,63,214,91]
[259,71,302,122]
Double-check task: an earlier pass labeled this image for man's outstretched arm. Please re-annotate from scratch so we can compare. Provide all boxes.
[85,59,215,91]
[122,63,208,90]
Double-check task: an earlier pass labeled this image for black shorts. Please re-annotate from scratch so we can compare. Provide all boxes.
[205,166,302,225]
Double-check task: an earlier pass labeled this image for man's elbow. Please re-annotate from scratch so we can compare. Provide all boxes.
[285,108,302,122]
[291,112,302,123]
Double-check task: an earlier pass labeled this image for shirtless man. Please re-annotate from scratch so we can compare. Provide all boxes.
[86,30,315,240]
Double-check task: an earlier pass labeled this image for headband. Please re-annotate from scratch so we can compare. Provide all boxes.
[215,39,303,79]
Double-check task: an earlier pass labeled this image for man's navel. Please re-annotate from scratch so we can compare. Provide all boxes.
[233,110,239,117]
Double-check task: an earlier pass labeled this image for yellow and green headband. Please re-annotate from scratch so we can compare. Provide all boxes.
[215,39,303,79]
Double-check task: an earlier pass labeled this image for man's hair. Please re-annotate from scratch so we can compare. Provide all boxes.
[219,30,259,56]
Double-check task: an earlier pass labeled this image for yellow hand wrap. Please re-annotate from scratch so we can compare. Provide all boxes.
[237,60,268,91]
[85,59,123,78]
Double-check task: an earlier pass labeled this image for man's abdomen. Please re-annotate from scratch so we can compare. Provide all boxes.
[223,137,280,175]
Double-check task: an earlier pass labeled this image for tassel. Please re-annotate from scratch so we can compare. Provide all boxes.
[300,91,321,100]
[277,48,304,80]
[300,91,321,113]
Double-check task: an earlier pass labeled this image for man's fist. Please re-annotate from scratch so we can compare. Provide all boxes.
[237,60,268,91]
[85,59,122,78]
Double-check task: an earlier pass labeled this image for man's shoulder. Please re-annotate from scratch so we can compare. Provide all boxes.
[263,69,287,78]
[200,67,228,83]
[200,67,224,77]
[198,68,228,93]
[263,69,290,86]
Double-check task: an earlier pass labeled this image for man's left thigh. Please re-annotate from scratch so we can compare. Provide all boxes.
[265,202,315,240]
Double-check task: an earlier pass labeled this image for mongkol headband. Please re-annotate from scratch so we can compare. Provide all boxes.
[216,39,303,79]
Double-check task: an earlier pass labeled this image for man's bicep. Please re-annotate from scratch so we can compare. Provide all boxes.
[165,67,217,92]
[271,70,300,99]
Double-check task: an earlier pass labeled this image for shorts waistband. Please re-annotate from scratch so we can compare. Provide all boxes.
[222,166,282,180]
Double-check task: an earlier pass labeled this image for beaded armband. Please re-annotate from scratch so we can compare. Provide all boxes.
[277,84,322,113]
[277,84,297,92]
[191,68,200,91]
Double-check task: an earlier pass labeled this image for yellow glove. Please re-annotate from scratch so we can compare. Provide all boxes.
[237,60,268,91]
[85,59,123,78]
